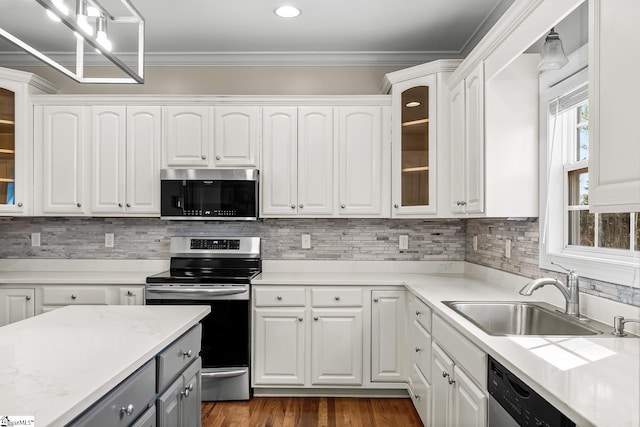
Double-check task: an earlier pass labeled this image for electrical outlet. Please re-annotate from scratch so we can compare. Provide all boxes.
[399,235,409,250]
[301,234,311,249]
[105,233,115,248]
[505,239,511,258]
[31,232,40,247]
[473,235,478,251]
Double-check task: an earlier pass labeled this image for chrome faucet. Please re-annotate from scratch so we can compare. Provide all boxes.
[519,263,580,317]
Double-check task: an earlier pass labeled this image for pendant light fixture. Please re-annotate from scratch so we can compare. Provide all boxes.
[0,0,145,83]
[538,28,569,71]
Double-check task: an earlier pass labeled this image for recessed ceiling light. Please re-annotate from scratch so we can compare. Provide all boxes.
[405,101,421,108]
[274,5,301,18]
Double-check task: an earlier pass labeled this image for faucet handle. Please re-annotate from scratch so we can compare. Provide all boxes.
[551,261,576,274]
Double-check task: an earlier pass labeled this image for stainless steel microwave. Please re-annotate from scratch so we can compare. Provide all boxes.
[160,169,259,220]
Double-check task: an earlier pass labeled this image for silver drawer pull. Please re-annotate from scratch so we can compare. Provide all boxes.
[120,404,134,416]
[71,294,77,300]
[414,393,420,400]
[276,296,283,301]
[415,347,422,353]
[298,316,303,322]
[448,377,456,385]
[127,290,135,296]
[181,349,193,358]
[415,310,421,316]
[334,296,341,301]
[442,371,448,378]
[181,383,194,397]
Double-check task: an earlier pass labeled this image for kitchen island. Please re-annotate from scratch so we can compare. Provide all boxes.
[0,304,209,426]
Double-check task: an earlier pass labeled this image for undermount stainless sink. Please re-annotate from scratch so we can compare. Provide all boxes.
[443,301,607,336]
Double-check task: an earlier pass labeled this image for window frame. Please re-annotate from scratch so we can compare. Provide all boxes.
[539,44,639,287]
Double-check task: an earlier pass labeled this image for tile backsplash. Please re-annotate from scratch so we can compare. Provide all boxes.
[0,216,637,306]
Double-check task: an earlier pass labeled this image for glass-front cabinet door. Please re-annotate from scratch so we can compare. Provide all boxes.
[391,74,437,216]
[0,88,16,209]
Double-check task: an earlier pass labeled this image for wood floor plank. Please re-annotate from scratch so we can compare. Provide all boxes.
[202,397,422,427]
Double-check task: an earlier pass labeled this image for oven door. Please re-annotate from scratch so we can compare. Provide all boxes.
[146,290,251,401]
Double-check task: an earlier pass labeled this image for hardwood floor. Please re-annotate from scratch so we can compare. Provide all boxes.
[202,397,423,427]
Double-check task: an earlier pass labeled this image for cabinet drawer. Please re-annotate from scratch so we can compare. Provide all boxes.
[254,287,306,307]
[407,363,431,426]
[70,360,156,427]
[311,288,363,307]
[411,296,432,332]
[131,404,156,427]
[42,286,109,305]
[157,324,202,392]
[411,320,432,382]
[433,314,486,388]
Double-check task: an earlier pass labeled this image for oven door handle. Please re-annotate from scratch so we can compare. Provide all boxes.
[202,369,248,379]
[146,287,248,297]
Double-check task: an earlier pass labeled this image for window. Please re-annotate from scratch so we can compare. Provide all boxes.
[540,45,639,286]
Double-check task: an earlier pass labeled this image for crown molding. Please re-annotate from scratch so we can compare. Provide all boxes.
[380,59,464,94]
[0,50,465,68]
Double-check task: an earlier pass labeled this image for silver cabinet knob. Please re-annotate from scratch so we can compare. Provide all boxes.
[215,156,221,160]
[373,297,379,302]
[442,371,448,378]
[290,204,296,209]
[181,383,194,397]
[340,204,345,209]
[182,349,193,358]
[201,154,207,160]
[17,202,23,207]
[299,204,304,208]
[71,294,77,300]
[25,296,31,301]
[118,203,123,207]
[76,203,81,208]
[334,296,341,301]
[394,204,399,208]
[126,203,131,208]
[298,316,303,322]
[314,316,319,321]
[448,377,456,385]
[127,290,135,296]
[120,403,134,416]
[415,347,422,353]
[276,296,283,301]
[416,310,421,316]
[414,393,420,400]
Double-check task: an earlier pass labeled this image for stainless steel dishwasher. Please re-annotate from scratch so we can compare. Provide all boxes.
[488,356,576,427]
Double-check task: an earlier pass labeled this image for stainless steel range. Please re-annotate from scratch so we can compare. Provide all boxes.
[145,236,261,401]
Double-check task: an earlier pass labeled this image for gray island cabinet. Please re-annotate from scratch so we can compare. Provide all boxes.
[0,305,209,427]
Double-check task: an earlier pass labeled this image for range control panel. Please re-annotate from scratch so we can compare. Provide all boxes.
[190,239,241,250]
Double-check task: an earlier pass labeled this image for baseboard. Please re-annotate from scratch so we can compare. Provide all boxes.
[252,387,409,398]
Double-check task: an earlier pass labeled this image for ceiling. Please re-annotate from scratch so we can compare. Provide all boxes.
[0,0,514,67]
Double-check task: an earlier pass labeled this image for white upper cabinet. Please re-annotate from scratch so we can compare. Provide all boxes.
[35,106,88,215]
[336,106,390,217]
[164,106,258,168]
[213,107,259,167]
[91,106,161,215]
[589,0,640,213]
[0,69,56,216]
[261,106,334,217]
[164,106,210,167]
[449,55,538,217]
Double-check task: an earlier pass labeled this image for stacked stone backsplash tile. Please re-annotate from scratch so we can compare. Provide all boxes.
[465,218,640,306]
[0,217,465,261]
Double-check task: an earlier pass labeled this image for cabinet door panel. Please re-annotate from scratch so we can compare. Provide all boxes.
[0,288,34,326]
[464,65,485,214]
[39,106,87,214]
[371,290,406,382]
[431,342,454,427]
[453,366,487,427]
[449,82,466,214]
[298,107,334,215]
[119,287,144,305]
[337,107,384,216]
[156,376,182,427]
[126,107,161,214]
[261,107,298,216]
[91,106,126,214]
[253,308,306,385]
[181,358,202,427]
[311,308,363,385]
[214,107,258,167]
[164,107,210,167]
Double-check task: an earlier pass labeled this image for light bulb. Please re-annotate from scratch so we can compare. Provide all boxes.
[274,5,301,18]
[96,16,112,51]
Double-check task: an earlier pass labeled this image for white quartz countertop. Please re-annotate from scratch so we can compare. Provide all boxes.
[253,269,640,427]
[0,305,209,427]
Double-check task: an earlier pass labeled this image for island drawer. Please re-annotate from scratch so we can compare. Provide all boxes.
[42,286,109,306]
[69,359,156,427]
[254,287,306,307]
[311,288,363,307]
[157,324,202,392]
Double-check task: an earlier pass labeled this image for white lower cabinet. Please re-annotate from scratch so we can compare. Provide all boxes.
[253,308,306,385]
[253,286,407,391]
[311,308,363,385]
[431,314,487,427]
[0,288,35,326]
[408,363,432,426]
